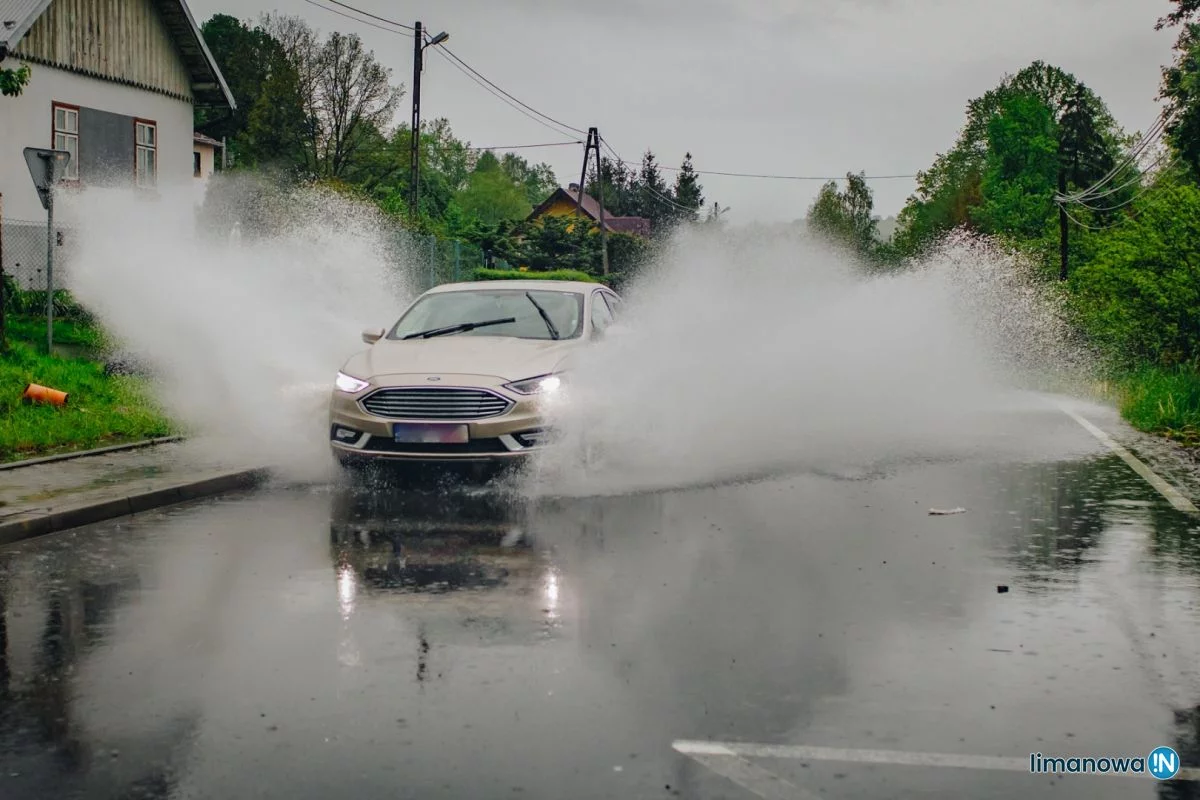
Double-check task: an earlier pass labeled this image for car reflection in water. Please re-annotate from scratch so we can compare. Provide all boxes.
[327,481,565,649]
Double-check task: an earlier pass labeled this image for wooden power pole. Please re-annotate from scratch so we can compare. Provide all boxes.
[575,128,609,276]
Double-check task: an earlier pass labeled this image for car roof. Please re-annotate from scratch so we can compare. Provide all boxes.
[424,280,611,295]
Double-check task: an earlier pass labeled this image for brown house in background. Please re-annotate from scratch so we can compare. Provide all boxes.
[527,184,651,238]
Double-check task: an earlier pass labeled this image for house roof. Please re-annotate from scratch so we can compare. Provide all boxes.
[529,185,651,236]
[193,131,223,147]
[0,0,235,110]
[605,216,652,237]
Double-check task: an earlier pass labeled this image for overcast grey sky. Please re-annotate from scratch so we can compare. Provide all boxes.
[190,0,1178,223]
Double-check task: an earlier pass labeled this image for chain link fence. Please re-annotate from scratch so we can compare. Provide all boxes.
[395,228,516,294]
[1,214,514,319]
[1,218,77,292]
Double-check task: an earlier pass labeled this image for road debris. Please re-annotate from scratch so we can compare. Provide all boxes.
[928,507,966,515]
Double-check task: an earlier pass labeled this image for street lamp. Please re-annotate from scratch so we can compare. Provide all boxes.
[410,23,449,219]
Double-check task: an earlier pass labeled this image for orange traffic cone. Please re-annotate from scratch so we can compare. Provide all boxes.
[23,383,69,406]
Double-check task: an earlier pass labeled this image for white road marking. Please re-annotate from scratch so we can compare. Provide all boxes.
[684,752,823,800]
[1054,402,1199,514]
[673,741,1200,782]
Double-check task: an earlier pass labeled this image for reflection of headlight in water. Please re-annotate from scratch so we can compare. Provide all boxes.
[544,570,559,618]
[337,565,357,619]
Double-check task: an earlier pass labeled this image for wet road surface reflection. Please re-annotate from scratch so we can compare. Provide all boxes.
[3,418,1200,797]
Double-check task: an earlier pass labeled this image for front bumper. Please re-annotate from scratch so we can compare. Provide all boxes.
[328,373,553,463]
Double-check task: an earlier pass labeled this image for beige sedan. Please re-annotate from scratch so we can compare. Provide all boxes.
[329,280,622,466]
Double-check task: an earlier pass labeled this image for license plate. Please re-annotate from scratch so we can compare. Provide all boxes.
[393,423,469,444]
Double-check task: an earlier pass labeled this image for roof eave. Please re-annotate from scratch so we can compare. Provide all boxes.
[0,0,53,53]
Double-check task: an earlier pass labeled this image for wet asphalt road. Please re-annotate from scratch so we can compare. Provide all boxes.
[3,401,1200,799]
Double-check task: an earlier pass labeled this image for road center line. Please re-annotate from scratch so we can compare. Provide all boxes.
[672,741,1200,781]
[1054,402,1199,514]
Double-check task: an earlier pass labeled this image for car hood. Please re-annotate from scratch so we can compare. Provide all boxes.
[346,335,580,382]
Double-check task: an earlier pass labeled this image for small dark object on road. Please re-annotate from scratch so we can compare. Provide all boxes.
[997,585,1010,594]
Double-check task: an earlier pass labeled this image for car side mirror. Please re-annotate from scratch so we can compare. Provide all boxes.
[362,327,385,345]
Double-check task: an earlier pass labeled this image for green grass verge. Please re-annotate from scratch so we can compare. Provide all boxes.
[1115,366,1200,447]
[0,341,173,462]
[5,314,106,350]
[470,267,601,283]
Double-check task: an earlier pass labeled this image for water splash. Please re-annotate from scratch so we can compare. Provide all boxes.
[60,176,413,479]
[524,226,1096,498]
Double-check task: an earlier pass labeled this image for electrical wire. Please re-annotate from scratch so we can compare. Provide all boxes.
[430,49,582,142]
[318,0,414,29]
[300,0,414,36]
[1058,113,1168,203]
[1057,108,1173,204]
[353,141,583,156]
[628,161,918,181]
[467,141,583,151]
[599,137,706,214]
[1072,153,1177,213]
[437,46,588,137]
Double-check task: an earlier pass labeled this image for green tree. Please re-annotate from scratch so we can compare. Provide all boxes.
[1161,23,1200,180]
[893,61,1123,255]
[1059,85,1117,191]
[499,153,558,207]
[631,150,674,232]
[455,151,532,226]
[1069,182,1200,367]
[1159,0,1200,28]
[518,215,600,273]
[0,63,30,97]
[197,15,307,168]
[972,93,1060,239]
[671,152,704,224]
[585,156,635,217]
[806,172,879,259]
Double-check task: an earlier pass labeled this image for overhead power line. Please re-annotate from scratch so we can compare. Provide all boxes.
[316,0,414,29]
[300,0,414,36]
[1057,107,1174,205]
[468,141,583,151]
[436,46,588,137]
[430,49,581,142]
[599,137,701,214]
[621,161,918,181]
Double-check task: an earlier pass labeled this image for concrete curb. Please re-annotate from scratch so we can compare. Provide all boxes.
[0,467,268,546]
[0,437,185,471]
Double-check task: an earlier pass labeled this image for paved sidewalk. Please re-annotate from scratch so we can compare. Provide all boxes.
[0,440,266,545]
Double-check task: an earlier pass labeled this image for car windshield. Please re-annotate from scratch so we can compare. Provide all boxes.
[388,288,584,341]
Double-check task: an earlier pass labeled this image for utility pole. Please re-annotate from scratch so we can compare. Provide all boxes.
[409,23,449,222]
[575,128,608,276]
[410,21,423,221]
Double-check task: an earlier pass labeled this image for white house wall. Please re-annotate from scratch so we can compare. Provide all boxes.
[0,59,193,222]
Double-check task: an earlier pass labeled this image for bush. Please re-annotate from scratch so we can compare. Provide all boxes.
[1069,183,1200,368]
[470,267,600,284]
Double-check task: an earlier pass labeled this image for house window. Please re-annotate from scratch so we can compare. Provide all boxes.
[52,104,79,180]
[135,120,157,187]
[193,151,202,178]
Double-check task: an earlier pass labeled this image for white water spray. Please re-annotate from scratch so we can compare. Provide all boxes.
[62,178,413,479]
[526,227,1092,497]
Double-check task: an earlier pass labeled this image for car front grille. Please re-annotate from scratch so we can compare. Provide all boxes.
[360,387,512,420]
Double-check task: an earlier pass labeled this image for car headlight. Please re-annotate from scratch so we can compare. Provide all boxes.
[505,373,563,395]
[335,371,370,393]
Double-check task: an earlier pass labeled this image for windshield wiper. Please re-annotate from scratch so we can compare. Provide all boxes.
[402,317,516,340]
[525,292,560,340]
